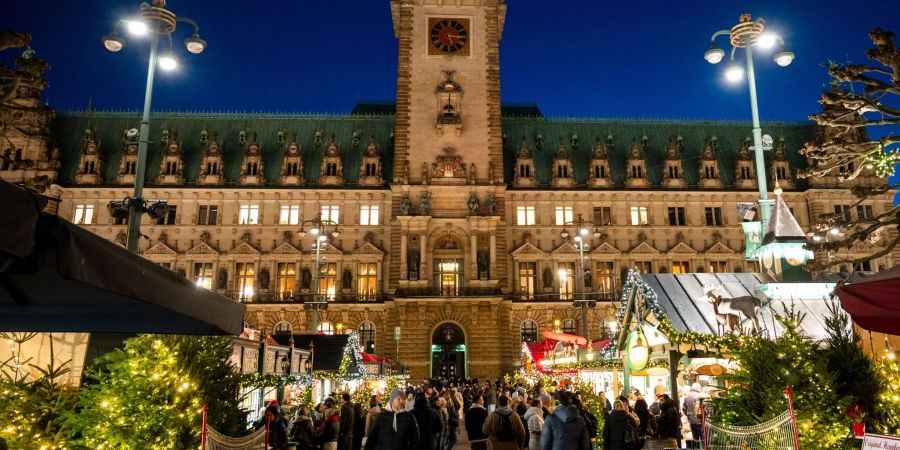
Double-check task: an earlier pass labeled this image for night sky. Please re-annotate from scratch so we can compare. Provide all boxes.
[6,0,899,123]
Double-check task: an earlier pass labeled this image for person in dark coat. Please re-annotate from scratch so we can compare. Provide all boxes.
[338,393,355,450]
[364,388,420,450]
[654,396,682,448]
[634,398,654,437]
[265,400,289,449]
[316,402,340,450]
[411,393,442,450]
[352,401,366,450]
[444,393,461,450]
[573,397,599,440]
[464,395,490,450]
[540,390,592,450]
[290,406,315,450]
[602,399,639,450]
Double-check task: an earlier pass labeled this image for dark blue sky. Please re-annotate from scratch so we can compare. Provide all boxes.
[6,0,900,122]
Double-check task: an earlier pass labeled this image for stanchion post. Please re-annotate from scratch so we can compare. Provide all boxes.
[201,404,208,450]
[785,387,801,450]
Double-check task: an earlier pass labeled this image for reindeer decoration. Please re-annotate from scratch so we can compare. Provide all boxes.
[702,282,763,335]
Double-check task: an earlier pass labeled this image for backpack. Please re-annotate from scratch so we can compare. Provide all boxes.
[624,420,643,450]
[494,412,517,442]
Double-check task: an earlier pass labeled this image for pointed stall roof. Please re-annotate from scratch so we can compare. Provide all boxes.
[762,192,808,245]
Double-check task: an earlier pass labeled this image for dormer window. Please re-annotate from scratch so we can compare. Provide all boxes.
[207,161,219,175]
[246,162,258,176]
[668,165,679,179]
[776,166,787,180]
[594,165,606,179]
[326,162,339,177]
[125,161,136,175]
[631,165,642,179]
[519,164,531,178]
[704,166,716,179]
[165,161,178,175]
[740,166,751,179]
[557,164,568,178]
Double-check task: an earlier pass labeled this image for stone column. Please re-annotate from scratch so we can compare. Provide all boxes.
[489,233,497,278]
[470,234,478,278]
[419,234,427,278]
[400,233,408,280]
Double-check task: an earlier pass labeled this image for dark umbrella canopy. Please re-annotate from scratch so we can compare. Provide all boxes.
[833,265,900,335]
[0,180,245,335]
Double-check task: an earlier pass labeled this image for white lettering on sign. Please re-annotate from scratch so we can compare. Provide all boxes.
[863,433,900,450]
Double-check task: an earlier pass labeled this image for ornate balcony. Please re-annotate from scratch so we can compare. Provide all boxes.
[224,290,387,304]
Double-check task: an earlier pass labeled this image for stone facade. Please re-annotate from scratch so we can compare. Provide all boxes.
[2,1,897,380]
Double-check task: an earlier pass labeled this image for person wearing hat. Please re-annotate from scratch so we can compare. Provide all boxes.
[265,400,289,449]
[316,397,341,450]
[364,388,419,450]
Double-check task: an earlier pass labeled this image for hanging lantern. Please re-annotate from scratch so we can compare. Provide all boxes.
[627,329,650,371]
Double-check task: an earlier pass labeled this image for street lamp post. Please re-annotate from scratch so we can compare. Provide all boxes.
[299,214,340,333]
[560,214,603,341]
[704,14,794,230]
[102,0,207,253]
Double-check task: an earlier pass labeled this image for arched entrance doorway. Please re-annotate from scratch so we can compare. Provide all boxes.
[431,322,466,379]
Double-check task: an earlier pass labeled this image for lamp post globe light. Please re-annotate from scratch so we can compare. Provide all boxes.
[559,214,603,341]
[102,0,206,253]
[704,14,794,230]
[299,214,340,333]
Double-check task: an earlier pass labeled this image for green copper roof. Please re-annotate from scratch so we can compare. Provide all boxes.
[51,111,396,186]
[501,117,817,188]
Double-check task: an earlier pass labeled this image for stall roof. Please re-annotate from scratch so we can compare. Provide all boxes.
[277,334,350,371]
[636,273,847,341]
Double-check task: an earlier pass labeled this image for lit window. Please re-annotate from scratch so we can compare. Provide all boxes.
[709,261,728,273]
[557,262,575,300]
[321,205,340,224]
[276,263,296,295]
[630,206,649,226]
[317,322,334,335]
[318,263,337,300]
[517,206,536,226]
[634,261,653,273]
[521,320,538,343]
[274,321,292,335]
[518,262,536,299]
[73,204,94,225]
[279,205,300,225]
[358,263,378,298]
[193,262,213,289]
[360,205,380,226]
[236,262,256,301]
[359,322,376,353]
[555,206,573,225]
[671,261,690,274]
[239,205,259,225]
[595,262,615,298]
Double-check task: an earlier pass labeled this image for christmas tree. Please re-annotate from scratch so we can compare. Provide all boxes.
[64,335,248,449]
[713,306,855,449]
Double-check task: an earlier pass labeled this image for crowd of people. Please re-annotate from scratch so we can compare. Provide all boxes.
[256,377,709,450]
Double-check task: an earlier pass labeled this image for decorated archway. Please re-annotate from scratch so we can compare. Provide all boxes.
[430,322,466,379]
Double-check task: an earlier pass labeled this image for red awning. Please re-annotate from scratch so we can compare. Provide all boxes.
[361,352,395,365]
[591,339,611,350]
[834,265,900,334]
[541,331,587,346]
[525,339,557,373]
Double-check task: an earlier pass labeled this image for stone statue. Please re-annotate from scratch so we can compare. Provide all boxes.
[259,267,270,290]
[467,193,479,215]
[301,268,312,289]
[486,193,497,215]
[408,250,420,279]
[477,250,489,279]
[342,268,353,290]
[419,191,430,216]
[399,195,411,215]
[217,269,228,290]
[542,267,553,288]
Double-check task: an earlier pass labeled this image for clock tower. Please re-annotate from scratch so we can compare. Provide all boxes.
[390,0,506,185]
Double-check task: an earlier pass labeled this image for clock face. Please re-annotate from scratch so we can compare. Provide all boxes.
[428,18,470,56]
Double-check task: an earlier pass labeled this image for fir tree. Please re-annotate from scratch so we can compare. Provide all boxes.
[822,302,881,421]
[713,306,855,449]
[64,335,248,449]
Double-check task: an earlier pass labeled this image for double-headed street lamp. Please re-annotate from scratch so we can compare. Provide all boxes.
[704,14,794,230]
[560,214,603,341]
[102,0,207,253]
[299,214,340,333]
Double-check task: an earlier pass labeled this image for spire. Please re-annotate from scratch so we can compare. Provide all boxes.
[761,184,807,245]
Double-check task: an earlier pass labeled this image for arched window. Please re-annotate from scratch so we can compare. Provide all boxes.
[274,321,292,335]
[521,320,538,343]
[317,322,334,335]
[359,322,376,353]
[562,319,577,335]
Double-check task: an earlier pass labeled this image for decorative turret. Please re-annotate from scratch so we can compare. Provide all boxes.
[698,137,722,188]
[280,131,304,185]
[199,130,223,185]
[157,129,183,184]
[75,127,102,184]
[734,137,757,189]
[625,136,648,188]
[358,136,383,186]
[551,137,573,187]
[514,137,536,187]
[319,133,344,186]
[756,182,811,282]
[770,137,793,189]
[661,135,684,188]
[588,135,612,187]
[116,127,139,185]
[240,130,264,185]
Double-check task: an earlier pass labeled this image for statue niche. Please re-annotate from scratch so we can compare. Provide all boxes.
[435,70,462,136]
